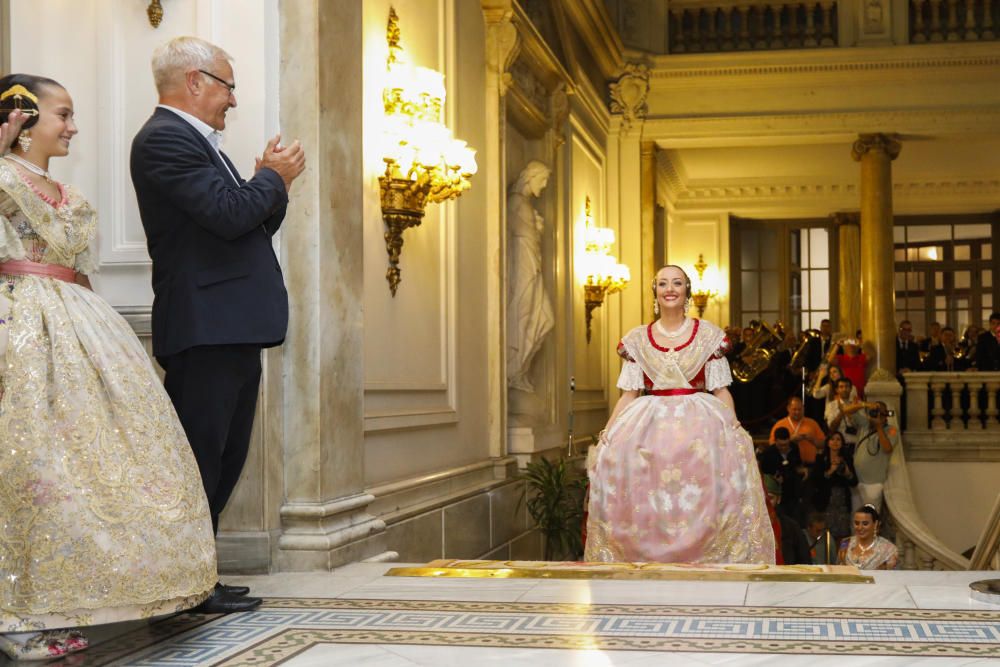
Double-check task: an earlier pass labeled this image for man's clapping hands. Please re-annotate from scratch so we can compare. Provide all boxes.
[254,133,305,191]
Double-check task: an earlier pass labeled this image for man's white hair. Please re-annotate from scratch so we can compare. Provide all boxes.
[152,36,233,94]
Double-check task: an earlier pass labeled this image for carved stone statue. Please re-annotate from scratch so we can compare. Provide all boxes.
[507,160,554,393]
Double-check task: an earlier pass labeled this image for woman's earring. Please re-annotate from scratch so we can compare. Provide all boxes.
[653,299,660,316]
[16,130,31,153]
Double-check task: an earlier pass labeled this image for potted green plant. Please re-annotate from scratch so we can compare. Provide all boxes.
[519,457,588,561]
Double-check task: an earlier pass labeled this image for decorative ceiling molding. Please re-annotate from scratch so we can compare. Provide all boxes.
[511,2,573,89]
[675,179,1000,200]
[643,108,1000,146]
[559,0,626,79]
[649,45,1000,81]
[655,150,682,204]
[667,178,1000,217]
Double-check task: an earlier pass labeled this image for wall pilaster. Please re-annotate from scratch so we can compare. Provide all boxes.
[274,0,386,570]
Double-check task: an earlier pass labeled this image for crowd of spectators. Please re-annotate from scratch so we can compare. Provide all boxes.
[721,314,1000,568]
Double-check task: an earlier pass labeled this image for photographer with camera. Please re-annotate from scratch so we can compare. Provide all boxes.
[840,400,898,512]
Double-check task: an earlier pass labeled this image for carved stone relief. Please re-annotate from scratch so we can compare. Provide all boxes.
[510,59,551,116]
[609,62,650,128]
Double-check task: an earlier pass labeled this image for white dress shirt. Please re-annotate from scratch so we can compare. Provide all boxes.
[157,104,237,183]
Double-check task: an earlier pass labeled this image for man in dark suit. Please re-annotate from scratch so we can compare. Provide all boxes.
[976,313,1000,371]
[896,320,920,374]
[758,427,806,524]
[130,36,305,613]
[895,319,920,429]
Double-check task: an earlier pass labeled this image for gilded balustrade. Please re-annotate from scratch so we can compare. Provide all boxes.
[910,0,997,41]
[669,1,838,53]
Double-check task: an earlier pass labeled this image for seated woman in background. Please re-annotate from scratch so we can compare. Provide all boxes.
[838,504,899,570]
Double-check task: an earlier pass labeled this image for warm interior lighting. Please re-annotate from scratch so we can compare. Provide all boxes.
[691,253,719,318]
[379,7,478,296]
[581,197,630,343]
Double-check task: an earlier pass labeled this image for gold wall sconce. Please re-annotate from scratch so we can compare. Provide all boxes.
[691,253,719,318]
[146,0,164,28]
[581,197,629,343]
[379,7,478,296]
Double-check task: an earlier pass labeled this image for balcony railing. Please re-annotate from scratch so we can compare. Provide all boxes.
[668,1,839,53]
[903,371,1000,432]
[910,0,999,42]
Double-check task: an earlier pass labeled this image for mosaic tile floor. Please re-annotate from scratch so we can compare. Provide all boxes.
[7,564,999,666]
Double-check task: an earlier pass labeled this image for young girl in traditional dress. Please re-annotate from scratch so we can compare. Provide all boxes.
[0,74,216,660]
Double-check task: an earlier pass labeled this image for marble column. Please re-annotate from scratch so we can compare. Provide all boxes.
[640,141,657,322]
[274,0,387,570]
[851,133,902,381]
[833,212,861,338]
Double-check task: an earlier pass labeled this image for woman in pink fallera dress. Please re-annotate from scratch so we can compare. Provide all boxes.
[585,265,775,564]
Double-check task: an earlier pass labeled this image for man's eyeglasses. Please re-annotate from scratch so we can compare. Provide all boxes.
[198,69,236,94]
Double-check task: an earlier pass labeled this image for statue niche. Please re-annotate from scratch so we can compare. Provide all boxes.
[507,160,554,393]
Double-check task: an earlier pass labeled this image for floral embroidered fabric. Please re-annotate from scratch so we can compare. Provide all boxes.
[587,319,775,564]
[840,535,899,570]
[0,164,216,631]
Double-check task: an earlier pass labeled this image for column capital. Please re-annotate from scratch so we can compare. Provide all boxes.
[851,133,902,162]
[831,211,860,227]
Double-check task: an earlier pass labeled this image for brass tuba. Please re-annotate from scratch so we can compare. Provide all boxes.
[789,329,821,373]
[732,320,784,383]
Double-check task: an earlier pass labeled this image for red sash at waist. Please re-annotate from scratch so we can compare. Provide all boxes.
[0,259,78,283]
[648,388,700,396]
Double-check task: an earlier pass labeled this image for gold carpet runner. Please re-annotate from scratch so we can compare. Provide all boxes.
[387,559,873,583]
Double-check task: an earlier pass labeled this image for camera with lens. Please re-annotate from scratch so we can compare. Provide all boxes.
[867,407,895,417]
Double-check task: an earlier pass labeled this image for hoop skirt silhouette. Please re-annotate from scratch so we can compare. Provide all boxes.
[0,163,216,631]
[585,319,775,564]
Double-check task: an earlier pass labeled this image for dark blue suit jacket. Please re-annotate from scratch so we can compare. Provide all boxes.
[130,107,289,357]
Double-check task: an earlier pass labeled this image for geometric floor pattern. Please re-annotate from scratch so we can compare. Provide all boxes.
[9,565,998,666]
[55,598,1000,665]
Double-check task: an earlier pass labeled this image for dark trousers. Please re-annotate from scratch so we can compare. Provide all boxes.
[158,344,262,535]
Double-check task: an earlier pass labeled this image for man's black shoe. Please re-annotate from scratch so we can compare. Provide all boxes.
[195,587,262,614]
[220,583,251,596]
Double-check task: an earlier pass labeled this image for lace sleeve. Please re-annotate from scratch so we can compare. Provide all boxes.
[705,356,733,391]
[704,335,734,392]
[73,239,100,275]
[0,214,27,263]
[616,338,644,391]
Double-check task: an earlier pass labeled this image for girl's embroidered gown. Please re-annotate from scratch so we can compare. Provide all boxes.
[585,319,775,564]
[0,162,216,631]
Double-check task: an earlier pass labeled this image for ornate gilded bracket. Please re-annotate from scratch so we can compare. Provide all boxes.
[584,284,605,344]
[379,173,427,296]
[146,0,164,28]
